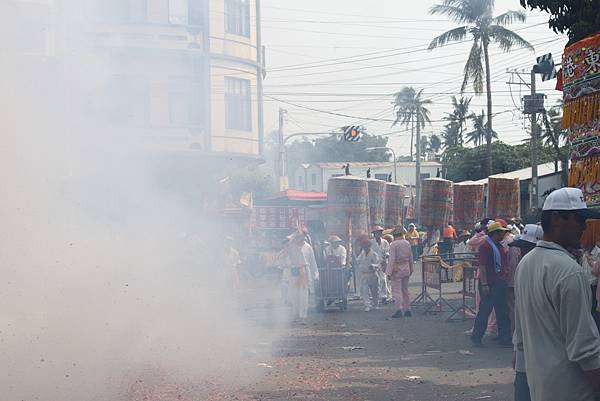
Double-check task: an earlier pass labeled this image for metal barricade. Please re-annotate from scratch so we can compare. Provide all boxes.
[412,253,478,315]
[316,267,348,311]
[411,256,456,313]
[447,265,478,321]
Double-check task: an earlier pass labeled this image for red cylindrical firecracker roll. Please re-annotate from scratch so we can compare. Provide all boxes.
[327,176,369,240]
[420,178,453,228]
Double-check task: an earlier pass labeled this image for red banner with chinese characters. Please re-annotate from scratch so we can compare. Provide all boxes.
[562,32,600,133]
[565,32,600,208]
[251,206,306,230]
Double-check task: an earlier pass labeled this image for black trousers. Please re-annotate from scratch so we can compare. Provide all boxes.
[592,285,600,332]
[514,372,531,401]
[472,279,511,342]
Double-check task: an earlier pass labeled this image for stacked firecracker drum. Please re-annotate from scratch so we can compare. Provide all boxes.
[327,176,369,239]
[563,32,600,208]
[453,182,485,230]
[420,178,453,228]
[366,179,386,228]
[488,176,520,220]
[384,182,405,229]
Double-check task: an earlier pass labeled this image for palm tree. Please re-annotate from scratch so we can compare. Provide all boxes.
[392,87,432,223]
[429,0,533,177]
[444,96,475,145]
[420,136,430,159]
[429,134,442,154]
[441,121,461,149]
[541,101,567,174]
[466,110,498,146]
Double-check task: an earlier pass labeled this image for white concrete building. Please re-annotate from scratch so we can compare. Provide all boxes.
[291,161,443,192]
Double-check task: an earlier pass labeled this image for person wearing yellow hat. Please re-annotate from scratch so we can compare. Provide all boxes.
[471,220,511,348]
[406,223,421,261]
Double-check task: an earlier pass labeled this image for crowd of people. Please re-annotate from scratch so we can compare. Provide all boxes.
[269,187,600,401]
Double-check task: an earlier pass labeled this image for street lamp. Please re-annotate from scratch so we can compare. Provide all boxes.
[365,147,397,183]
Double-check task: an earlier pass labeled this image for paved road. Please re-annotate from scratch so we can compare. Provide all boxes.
[127,265,515,401]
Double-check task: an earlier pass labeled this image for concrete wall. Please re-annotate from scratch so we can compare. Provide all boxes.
[292,165,323,192]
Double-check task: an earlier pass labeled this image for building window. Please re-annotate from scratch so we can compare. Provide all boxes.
[169,0,204,26]
[94,0,147,23]
[225,0,250,37]
[311,174,317,186]
[225,77,252,131]
[169,77,204,126]
[298,176,304,188]
[188,0,204,26]
[169,0,188,24]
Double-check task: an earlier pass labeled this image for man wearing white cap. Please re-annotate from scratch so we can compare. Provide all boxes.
[509,224,544,401]
[514,187,600,401]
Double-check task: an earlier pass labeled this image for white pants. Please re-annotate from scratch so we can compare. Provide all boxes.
[359,272,379,308]
[377,268,391,300]
[289,284,309,320]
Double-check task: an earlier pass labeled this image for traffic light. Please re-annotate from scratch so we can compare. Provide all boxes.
[342,126,363,142]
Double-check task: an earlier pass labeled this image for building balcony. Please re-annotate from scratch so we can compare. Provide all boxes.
[80,22,206,52]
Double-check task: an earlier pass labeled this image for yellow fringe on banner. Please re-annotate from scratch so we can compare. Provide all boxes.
[569,156,600,189]
[563,93,600,130]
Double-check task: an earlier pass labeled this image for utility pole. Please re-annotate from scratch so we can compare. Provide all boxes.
[507,68,545,213]
[255,0,265,156]
[530,69,539,212]
[278,108,287,190]
[415,112,422,224]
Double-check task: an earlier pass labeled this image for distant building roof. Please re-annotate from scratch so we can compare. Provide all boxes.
[262,189,327,203]
[462,162,565,185]
[314,161,442,169]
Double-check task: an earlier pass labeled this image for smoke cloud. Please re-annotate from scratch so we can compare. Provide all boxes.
[0,2,278,400]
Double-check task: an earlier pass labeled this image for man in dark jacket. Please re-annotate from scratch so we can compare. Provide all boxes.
[472,221,512,347]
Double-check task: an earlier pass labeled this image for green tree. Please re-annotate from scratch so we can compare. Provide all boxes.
[230,166,276,200]
[429,0,534,177]
[444,96,475,145]
[429,134,443,154]
[285,133,391,178]
[392,86,432,222]
[520,0,600,44]
[541,101,568,173]
[420,136,430,156]
[441,121,462,149]
[443,141,556,182]
[465,110,498,146]
[392,87,433,162]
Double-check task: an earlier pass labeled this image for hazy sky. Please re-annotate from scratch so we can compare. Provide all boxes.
[260,0,567,155]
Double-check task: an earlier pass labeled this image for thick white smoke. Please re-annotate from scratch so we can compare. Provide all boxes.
[0,2,279,400]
